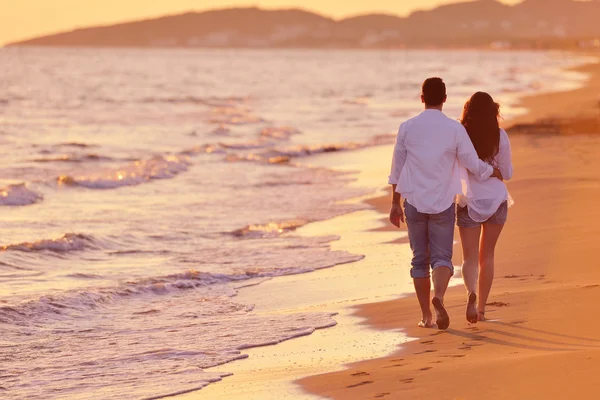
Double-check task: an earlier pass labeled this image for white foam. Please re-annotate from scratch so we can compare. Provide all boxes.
[1,233,96,253]
[0,184,43,206]
[57,155,190,189]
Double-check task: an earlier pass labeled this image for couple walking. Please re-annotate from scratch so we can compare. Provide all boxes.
[388,77,513,329]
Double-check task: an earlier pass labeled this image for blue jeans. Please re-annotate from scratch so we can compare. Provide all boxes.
[404,200,455,279]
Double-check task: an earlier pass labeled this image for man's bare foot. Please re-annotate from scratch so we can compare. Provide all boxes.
[466,292,478,324]
[432,297,450,330]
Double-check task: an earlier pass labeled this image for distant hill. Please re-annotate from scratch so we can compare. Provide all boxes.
[8,0,600,49]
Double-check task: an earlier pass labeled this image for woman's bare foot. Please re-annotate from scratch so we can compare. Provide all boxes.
[418,313,434,328]
[466,292,478,324]
[477,310,486,322]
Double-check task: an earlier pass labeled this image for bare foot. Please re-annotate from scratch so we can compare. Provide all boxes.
[418,313,433,328]
[432,298,450,330]
[466,293,478,324]
[477,311,486,322]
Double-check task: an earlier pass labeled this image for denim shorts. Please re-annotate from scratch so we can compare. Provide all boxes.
[457,201,508,228]
[404,201,455,279]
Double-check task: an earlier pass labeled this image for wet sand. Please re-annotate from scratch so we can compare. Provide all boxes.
[299,57,600,399]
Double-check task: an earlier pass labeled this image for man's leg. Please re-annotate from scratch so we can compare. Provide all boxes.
[432,267,452,303]
[404,201,432,327]
[428,204,456,330]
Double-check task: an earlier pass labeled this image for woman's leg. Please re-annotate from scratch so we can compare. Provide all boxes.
[459,225,481,323]
[459,226,481,294]
[478,223,505,318]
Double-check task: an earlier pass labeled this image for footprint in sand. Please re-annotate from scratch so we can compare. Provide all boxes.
[383,363,407,368]
[420,340,434,345]
[346,381,373,388]
[415,349,437,355]
[400,378,414,384]
[462,342,483,347]
[505,274,543,280]
[420,367,433,371]
[487,301,509,307]
[351,372,370,377]
[374,393,391,398]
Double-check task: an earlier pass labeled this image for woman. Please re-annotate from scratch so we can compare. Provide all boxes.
[458,92,513,324]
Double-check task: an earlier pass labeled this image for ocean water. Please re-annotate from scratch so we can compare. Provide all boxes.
[0,48,590,399]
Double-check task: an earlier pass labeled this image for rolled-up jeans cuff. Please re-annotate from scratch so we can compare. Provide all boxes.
[431,262,454,275]
[410,267,431,279]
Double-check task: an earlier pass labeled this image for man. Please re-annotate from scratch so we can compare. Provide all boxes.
[388,77,501,330]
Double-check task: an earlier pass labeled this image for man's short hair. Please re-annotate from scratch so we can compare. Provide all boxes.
[422,77,446,106]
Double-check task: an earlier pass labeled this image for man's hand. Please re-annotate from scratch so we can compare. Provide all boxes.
[491,167,504,181]
[389,204,405,228]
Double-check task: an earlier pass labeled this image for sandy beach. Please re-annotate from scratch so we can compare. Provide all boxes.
[298,57,600,399]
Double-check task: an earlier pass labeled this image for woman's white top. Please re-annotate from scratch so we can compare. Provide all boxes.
[458,128,514,222]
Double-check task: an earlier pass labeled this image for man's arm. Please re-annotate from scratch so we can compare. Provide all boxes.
[497,130,513,181]
[392,184,401,205]
[388,125,407,186]
[390,184,404,227]
[456,125,497,180]
[388,125,407,228]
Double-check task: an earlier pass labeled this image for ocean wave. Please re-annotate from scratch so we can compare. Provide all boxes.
[1,233,98,253]
[343,96,370,105]
[196,132,396,166]
[57,155,190,189]
[208,125,232,136]
[56,142,95,148]
[141,95,249,107]
[180,144,228,156]
[259,126,301,140]
[223,142,364,166]
[0,271,246,324]
[231,219,308,238]
[65,273,104,279]
[0,183,43,206]
[208,106,265,126]
[33,153,115,163]
[0,250,362,325]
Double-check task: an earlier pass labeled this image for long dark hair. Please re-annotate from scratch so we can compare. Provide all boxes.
[461,92,501,163]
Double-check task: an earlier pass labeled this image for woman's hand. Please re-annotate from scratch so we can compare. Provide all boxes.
[491,167,504,181]
[389,204,405,228]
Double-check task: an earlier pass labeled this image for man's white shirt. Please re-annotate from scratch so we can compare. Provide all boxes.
[388,109,493,214]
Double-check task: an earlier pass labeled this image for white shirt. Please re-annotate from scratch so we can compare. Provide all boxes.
[458,128,514,222]
[388,109,493,214]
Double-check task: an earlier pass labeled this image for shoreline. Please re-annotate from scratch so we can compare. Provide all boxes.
[299,57,600,398]
[175,146,419,400]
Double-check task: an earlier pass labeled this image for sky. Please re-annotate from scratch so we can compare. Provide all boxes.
[1,0,522,45]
